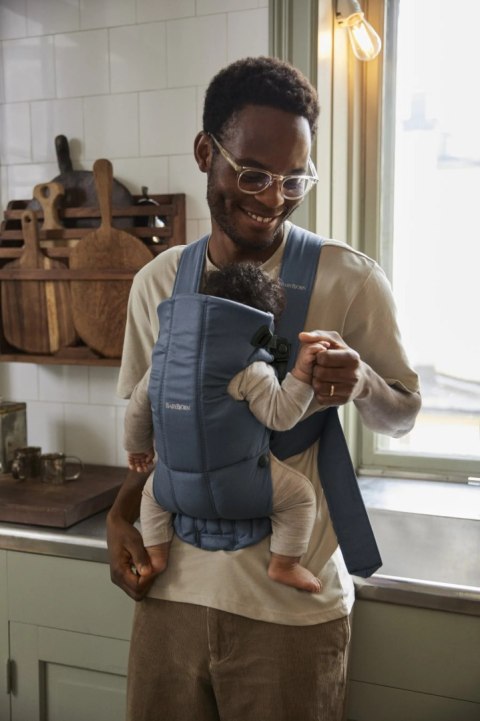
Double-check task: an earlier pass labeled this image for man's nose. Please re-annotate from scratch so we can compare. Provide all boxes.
[255,178,284,208]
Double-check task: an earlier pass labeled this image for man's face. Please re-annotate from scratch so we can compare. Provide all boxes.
[206,105,312,259]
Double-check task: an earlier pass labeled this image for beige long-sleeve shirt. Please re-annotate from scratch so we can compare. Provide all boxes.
[117,222,419,626]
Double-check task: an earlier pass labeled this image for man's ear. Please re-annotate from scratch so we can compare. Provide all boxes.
[194,132,213,173]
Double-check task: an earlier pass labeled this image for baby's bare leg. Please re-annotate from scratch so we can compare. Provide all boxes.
[268,553,322,593]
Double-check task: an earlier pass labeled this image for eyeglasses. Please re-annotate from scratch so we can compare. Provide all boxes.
[209,134,318,200]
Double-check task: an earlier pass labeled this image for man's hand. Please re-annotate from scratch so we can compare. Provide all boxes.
[299,330,421,437]
[300,330,367,406]
[106,470,159,601]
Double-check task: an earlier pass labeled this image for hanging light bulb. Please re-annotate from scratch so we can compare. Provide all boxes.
[336,0,382,61]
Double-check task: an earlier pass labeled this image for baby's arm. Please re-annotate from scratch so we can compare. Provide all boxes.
[228,334,328,431]
[124,368,156,472]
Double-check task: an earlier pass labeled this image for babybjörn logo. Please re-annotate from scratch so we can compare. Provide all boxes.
[281,281,306,291]
[166,402,191,411]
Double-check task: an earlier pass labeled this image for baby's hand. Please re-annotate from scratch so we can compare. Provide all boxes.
[292,339,329,384]
[127,449,155,473]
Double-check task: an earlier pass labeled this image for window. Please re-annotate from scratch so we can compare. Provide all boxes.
[361,0,480,480]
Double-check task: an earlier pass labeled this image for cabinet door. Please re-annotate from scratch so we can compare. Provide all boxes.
[0,551,10,720]
[10,622,129,721]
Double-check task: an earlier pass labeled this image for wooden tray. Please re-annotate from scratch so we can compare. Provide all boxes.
[0,463,124,528]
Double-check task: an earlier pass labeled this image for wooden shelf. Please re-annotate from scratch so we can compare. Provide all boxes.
[0,192,186,367]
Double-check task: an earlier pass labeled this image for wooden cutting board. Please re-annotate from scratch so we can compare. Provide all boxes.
[69,159,153,358]
[0,464,124,528]
[0,209,77,354]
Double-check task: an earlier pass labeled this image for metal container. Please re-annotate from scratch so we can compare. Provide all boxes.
[0,400,27,473]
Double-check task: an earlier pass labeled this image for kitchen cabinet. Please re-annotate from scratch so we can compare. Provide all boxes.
[3,550,134,721]
[347,599,480,721]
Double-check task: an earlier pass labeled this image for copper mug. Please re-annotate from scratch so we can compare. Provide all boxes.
[11,446,42,480]
[40,453,83,485]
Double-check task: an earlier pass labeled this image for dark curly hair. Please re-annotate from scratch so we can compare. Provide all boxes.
[203,56,319,140]
[202,263,286,323]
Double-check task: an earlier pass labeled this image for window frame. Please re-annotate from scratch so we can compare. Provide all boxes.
[271,0,479,482]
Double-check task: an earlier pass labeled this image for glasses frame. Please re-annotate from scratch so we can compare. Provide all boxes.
[209,134,318,200]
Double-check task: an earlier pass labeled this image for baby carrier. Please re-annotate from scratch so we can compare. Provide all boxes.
[149,225,382,578]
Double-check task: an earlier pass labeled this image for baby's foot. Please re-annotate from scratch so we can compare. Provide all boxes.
[268,555,322,593]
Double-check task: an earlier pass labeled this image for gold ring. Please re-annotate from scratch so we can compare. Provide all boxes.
[329,384,335,397]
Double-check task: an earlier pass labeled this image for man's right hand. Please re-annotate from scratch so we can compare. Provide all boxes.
[106,469,157,601]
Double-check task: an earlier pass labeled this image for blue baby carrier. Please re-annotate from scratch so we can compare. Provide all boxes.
[149,225,382,578]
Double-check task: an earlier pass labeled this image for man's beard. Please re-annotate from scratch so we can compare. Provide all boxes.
[206,175,287,253]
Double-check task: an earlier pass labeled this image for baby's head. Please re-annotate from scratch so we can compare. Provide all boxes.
[202,263,286,323]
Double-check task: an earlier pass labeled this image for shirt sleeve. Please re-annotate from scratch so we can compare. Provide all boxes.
[123,368,154,453]
[228,362,314,431]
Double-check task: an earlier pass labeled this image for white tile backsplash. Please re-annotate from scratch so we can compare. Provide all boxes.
[80,0,136,30]
[31,98,84,162]
[227,8,268,62]
[0,0,268,466]
[38,365,89,403]
[84,93,139,159]
[109,22,167,94]
[64,403,117,464]
[0,362,39,402]
[136,0,194,24]
[3,35,56,102]
[0,103,31,164]
[54,29,109,98]
[111,156,169,195]
[197,0,259,15]
[26,0,81,37]
[26,400,65,452]
[168,153,209,218]
[139,87,197,156]
[0,0,28,40]
[166,15,227,87]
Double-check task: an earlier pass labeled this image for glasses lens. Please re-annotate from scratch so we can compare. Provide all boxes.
[282,176,311,199]
[238,169,271,193]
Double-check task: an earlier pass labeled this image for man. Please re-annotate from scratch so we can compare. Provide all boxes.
[107,56,421,721]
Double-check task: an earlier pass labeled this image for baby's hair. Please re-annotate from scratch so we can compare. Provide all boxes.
[202,262,286,323]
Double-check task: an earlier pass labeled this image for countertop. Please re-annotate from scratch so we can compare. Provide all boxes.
[1,477,479,616]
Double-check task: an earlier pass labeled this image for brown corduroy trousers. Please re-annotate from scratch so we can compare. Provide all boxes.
[126,598,351,721]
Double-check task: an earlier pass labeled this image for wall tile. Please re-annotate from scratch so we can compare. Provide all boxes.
[80,0,136,30]
[0,0,28,40]
[139,87,196,156]
[26,0,80,36]
[26,400,64,452]
[0,48,5,103]
[0,165,8,214]
[197,0,258,15]
[7,161,58,202]
[38,365,89,403]
[3,35,56,102]
[168,154,208,219]
[166,15,227,87]
[0,362,38,402]
[64,403,117,464]
[31,98,84,162]
[111,156,169,195]
[84,93,139,159]
[55,29,109,98]
[110,22,167,94]
[0,103,31,164]
[136,0,194,23]
[88,366,125,406]
[227,8,268,62]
